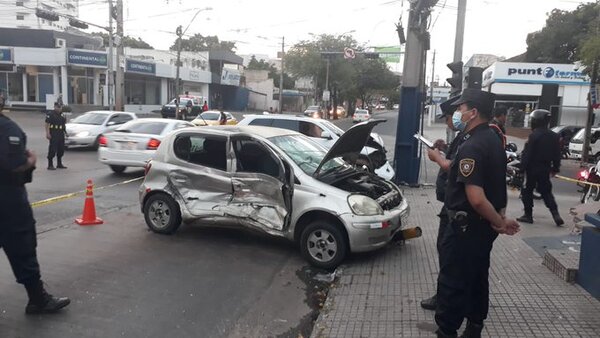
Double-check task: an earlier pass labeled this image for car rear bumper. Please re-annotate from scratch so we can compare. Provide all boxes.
[98,147,155,167]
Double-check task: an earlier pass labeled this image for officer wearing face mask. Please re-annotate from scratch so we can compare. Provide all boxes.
[427,89,520,338]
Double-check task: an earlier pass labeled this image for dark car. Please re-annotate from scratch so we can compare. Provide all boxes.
[161,96,203,120]
[552,125,583,158]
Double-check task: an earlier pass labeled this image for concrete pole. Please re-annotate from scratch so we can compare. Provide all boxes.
[61,66,69,104]
[582,60,598,164]
[325,58,330,118]
[115,0,124,111]
[454,0,467,63]
[279,36,284,114]
[175,27,183,120]
[107,0,114,110]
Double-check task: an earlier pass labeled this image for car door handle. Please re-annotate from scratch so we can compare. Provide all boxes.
[171,175,188,183]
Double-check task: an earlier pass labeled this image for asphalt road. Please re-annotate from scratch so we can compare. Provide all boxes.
[0,111,314,338]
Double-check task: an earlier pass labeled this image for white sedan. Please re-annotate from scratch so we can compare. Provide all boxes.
[353,109,371,123]
[66,111,137,149]
[98,118,195,173]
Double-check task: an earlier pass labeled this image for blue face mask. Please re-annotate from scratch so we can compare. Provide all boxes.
[452,111,466,131]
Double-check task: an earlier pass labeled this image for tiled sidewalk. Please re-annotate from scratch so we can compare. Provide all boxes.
[311,187,600,338]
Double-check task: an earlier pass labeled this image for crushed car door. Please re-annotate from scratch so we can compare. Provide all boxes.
[228,136,293,235]
[169,134,232,218]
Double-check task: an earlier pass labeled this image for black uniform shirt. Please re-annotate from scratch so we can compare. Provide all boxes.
[45,111,66,136]
[445,123,507,213]
[521,127,561,173]
[435,132,463,202]
[0,114,28,173]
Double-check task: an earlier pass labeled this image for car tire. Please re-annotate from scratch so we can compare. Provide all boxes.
[143,193,182,234]
[109,165,126,174]
[300,221,348,270]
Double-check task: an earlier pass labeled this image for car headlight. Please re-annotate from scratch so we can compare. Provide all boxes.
[348,194,383,216]
[76,131,90,137]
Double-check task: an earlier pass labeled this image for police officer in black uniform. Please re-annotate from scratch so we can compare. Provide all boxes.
[429,89,520,338]
[45,102,67,170]
[516,109,564,226]
[421,95,462,311]
[0,95,70,314]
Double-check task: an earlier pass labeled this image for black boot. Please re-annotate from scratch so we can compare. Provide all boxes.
[517,212,533,223]
[56,157,67,169]
[459,321,483,338]
[24,280,70,314]
[551,210,564,227]
[436,328,458,338]
[420,294,437,310]
[47,159,55,170]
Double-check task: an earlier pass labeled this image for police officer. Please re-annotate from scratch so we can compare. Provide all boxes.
[0,95,70,314]
[45,102,67,170]
[421,95,462,311]
[428,89,520,338]
[516,109,564,226]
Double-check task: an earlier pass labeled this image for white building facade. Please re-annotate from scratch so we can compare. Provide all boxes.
[1,0,79,31]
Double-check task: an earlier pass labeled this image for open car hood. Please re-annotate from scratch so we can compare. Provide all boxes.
[314,119,386,177]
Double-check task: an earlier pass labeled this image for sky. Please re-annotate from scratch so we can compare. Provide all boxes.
[78,0,587,83]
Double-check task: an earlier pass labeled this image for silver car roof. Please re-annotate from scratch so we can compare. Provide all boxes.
[170,125,300,138]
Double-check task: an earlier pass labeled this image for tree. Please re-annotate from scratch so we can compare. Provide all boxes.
[525,2,599,64]
[246,55,295,89]
[92,32,153,49]
[170,34,236,52]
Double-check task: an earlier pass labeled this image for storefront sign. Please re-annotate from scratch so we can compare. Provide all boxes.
[0,48,13,64]
[483,62,589,87]
[221,68,241,86]
[126,59,155,75]
[67,50,108,68]
[189,70,201,81]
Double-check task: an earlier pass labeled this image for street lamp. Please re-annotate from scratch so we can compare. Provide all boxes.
[174,7,213,119]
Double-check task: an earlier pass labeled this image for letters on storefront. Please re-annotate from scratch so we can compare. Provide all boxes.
[67,50,108,68]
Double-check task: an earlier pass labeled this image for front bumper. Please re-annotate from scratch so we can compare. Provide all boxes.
[66,135,97,147]
[342,198,410,252]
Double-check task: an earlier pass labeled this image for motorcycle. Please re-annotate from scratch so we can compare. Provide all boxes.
[578,161,600,203]
[505,143,542,200]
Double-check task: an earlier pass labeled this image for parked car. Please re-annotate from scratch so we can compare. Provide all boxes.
[139,120,410,269]
[353,109,371,123]
[237,114,395,180]
[66,111,137,149]
[191,111,238,126]
[392,104,399,110]
[552,125,583,158]
[161,95,204,120]
[98,118,195,174]
[303,105,323,119]
[330,106,347,119]
[570,127,600,161]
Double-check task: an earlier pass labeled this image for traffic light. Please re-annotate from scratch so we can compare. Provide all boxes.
[465,67,483,90]
[69,18,88,29]
[446,61,463,96]
[35,8,59,22]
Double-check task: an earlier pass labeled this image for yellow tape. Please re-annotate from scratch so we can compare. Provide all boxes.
[30,176,144,208]
[555,174,600,188]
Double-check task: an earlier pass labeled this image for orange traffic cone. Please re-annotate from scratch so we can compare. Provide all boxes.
[75,179,103,225]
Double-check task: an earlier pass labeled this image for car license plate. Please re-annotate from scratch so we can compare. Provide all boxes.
[118,142,137,150]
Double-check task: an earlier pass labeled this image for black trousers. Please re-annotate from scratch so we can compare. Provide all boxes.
[0,227,41,286]
[435,217,498,335]
[437,207,449,255]
[522,169,558,213]
[47,135,65,160]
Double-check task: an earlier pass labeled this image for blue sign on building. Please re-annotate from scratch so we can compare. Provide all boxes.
[126,59,156,75]
[0,48,13,64]
[67,50,108,68]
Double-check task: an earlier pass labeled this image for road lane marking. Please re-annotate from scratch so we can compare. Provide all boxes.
[30,176,144,208]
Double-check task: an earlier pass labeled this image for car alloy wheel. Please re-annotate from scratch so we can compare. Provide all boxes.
[300,221,347,269]
[143,194,181,234]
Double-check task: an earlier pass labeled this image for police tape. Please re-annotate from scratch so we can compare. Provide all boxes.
[555,174,600,188]
[30,176,144,208]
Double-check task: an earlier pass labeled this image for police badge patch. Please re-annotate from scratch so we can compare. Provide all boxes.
[459,158,475,177]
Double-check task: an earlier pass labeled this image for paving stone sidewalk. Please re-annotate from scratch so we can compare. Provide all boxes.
[311,186,600,338]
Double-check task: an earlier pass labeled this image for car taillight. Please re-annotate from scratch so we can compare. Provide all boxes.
[147,138,161,150]
[144,161,152,176]
[98,135,107,147]
[580,169,589,180]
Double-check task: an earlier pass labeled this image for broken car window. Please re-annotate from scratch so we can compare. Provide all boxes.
[173,135,227,171]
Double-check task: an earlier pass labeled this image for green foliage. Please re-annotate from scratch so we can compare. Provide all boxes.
[525,2,600,67]
[247,55,295,89]
[92,32,154,49]
[170,34,236,52]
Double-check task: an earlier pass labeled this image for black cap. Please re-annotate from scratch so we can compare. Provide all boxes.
[451,88,496,115]
[437,95,461,118]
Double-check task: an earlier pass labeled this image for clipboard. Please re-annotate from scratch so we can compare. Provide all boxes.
[413,133,435,149]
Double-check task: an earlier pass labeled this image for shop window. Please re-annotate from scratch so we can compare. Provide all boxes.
[16,1,24,7]
[16,14,25,20]
[7,72,24,101]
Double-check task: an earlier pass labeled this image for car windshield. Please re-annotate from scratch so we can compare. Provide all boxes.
[70,113,108,125]
[199,112,220,121]
[116,121,168,135]
[356,110,368,115]
[551,126,563,133]
[573,129,587,141]
[306,106,319,111]
[269,134,347,176]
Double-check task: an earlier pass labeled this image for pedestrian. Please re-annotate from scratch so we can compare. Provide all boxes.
[0,95,70,314]
[202,100,209,112]
[219,110,227,125]
[516,109,564,226]
[45,102,67,170]
[427,88,520,338]
[184,98,193,120]
[489,105,507,148]
[421,95,462,311]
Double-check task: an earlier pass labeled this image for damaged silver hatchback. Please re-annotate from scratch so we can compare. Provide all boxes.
[139,119,410,269]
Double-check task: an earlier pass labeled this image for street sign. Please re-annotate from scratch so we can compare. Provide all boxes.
[343,47,355,60]
[323,90,330,101]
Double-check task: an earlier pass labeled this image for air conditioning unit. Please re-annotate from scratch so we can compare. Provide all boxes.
[55,38,66,48]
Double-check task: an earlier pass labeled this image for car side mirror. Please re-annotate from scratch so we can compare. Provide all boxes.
[320,131,332,139]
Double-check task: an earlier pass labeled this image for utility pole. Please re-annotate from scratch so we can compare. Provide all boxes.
[115,0,124,111]
[454,0,467,63]
[429,50,436,126]
[393,0,438,185]
[107,0,115,111]
[325,58,330,119]
[279,36,284,114]
[582,62,599,164]
[174,25,183,119]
